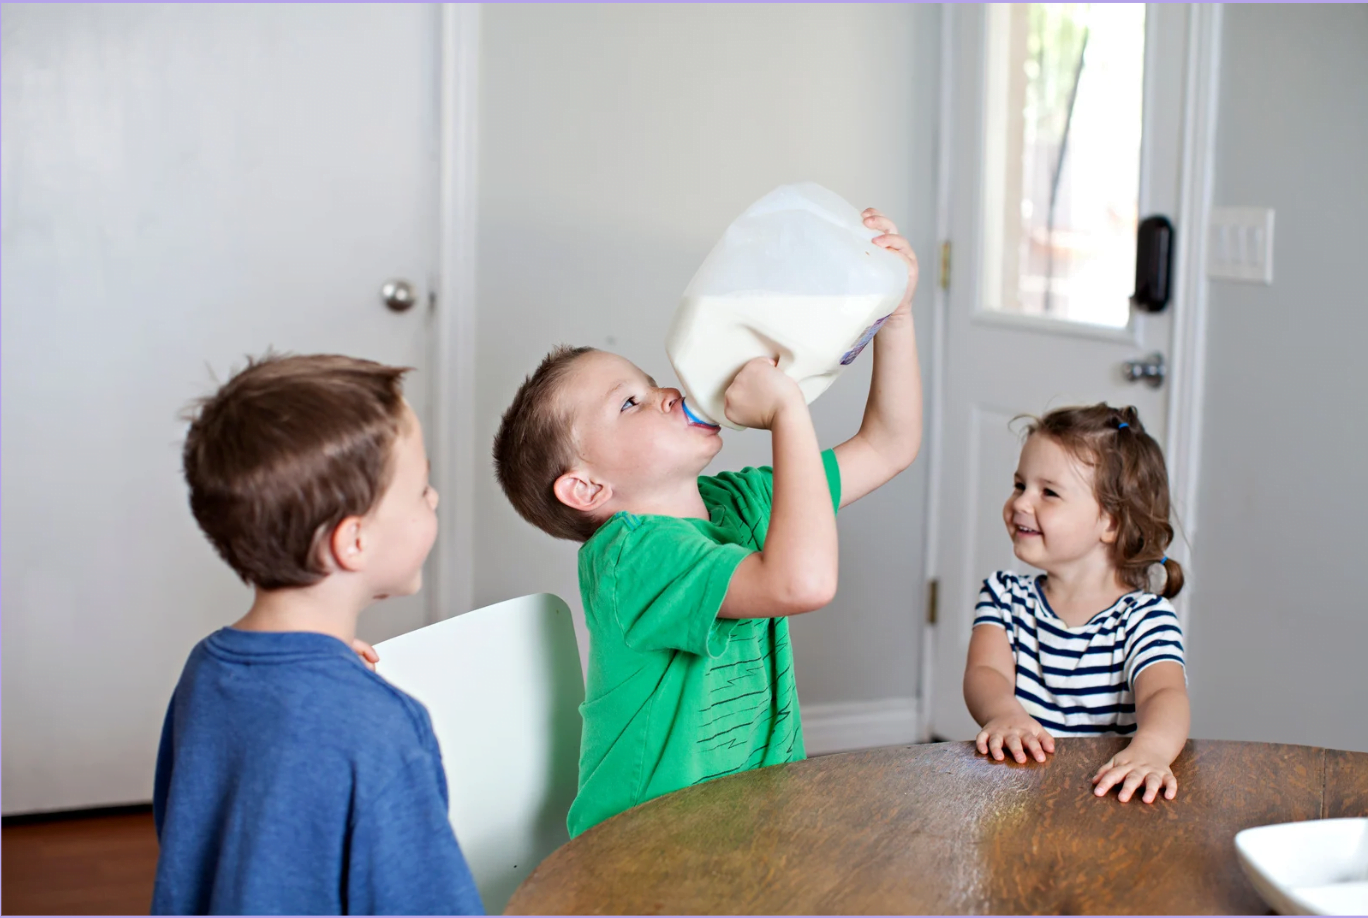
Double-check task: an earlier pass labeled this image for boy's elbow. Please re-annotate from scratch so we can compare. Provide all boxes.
[895,433,922,472]
[870,430,919,476]
[784,570,838,613]
[807,577,838,610]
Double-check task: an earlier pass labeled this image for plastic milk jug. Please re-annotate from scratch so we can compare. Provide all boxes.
[666,182,907,430]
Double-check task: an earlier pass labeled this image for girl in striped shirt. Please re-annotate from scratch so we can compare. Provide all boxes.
[964,404,1189,804]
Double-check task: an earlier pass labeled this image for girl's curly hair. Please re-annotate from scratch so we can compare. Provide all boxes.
[1021,403,1184,599]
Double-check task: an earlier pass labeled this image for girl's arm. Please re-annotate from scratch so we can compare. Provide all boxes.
[964,625,1056,763]
[1091,662,1191,803]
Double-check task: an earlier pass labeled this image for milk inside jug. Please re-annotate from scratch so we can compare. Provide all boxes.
[666,182,907,430]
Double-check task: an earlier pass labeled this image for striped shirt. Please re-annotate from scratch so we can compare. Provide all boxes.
[973,571,1186,736]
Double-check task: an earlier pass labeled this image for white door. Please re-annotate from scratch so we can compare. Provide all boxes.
[926,4,1198,740]
[2,4,442,813]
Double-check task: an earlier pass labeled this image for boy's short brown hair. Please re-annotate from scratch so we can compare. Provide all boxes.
[493,345,598,542]
[182,353,410,589]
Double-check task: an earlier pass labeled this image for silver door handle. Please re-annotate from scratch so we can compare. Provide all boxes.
[1123,352,1165,388]
[381,279,417,313]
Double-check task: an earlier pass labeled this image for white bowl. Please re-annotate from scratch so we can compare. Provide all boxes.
[1235,818,1368,915]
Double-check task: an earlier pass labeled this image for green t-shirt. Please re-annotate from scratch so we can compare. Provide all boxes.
[567,449,842,837]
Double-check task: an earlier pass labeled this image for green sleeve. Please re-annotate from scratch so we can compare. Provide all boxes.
[821,447,842,512]
[703,447,842,521]
[609,519,751,658]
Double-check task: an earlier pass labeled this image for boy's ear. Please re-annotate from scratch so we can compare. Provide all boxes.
[325,516,368,573]
[553,469,612,514]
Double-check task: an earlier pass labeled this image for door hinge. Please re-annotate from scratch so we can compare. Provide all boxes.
[926,578,940,625]
[939,241,951,291]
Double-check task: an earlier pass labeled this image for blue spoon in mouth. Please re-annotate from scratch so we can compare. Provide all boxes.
[681,398,721,429]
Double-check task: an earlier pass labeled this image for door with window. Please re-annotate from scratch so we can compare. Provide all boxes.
[928,3,1196,739]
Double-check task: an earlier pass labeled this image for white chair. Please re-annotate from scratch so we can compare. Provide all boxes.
[375,593,583,913]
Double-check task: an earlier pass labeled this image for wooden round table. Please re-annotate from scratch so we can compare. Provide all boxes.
[506,738,1368,915]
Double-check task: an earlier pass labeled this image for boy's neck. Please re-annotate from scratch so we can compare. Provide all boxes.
[609,475,710,522]
[234,580,365,646]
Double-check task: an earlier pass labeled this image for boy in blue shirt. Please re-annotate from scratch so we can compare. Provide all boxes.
[153,353,483,915]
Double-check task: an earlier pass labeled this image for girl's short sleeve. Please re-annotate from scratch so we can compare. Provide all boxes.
[973,571,1015,632]
[1122,597,1187,690]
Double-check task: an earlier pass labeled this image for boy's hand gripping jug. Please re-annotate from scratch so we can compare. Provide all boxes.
[666,182,908,430]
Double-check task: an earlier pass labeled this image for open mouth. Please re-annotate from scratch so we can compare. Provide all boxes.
[681,398,721,431]
[1015,525,1041,537]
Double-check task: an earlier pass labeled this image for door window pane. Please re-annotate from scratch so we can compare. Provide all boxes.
[981,3,1146,328]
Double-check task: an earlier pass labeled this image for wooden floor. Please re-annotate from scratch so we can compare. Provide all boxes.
[2,809,158,916]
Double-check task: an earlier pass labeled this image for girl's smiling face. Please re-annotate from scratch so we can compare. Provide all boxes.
[1003,433,1117,572]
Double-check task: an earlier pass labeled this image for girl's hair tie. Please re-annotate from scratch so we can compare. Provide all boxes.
[1116,421,1130,429]
[1160,555,1168,565]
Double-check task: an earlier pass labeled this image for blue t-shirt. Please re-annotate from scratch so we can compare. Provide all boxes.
[151,628,484,916]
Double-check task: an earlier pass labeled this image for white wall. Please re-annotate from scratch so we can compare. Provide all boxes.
[1187,4,1368,752]
[473,4,941,716]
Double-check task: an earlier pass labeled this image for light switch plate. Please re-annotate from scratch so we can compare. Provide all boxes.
[1208,206,1275,284]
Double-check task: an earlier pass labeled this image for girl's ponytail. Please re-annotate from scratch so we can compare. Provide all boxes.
[1159,556,1185,600]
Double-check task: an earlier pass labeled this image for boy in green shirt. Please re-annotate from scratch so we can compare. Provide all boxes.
[494,208,922,837]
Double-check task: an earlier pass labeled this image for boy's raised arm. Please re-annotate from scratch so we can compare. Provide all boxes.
[834,209,923,508]
[717,359,838,619]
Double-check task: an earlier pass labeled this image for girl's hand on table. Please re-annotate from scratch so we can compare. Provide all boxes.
[1092,740,1178,803]
[976,714,1056,763]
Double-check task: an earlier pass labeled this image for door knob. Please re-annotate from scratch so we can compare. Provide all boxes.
[1122,352,1165,388]
[381,279,417,313]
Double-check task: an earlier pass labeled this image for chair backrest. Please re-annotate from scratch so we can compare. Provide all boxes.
[375,593,583,913]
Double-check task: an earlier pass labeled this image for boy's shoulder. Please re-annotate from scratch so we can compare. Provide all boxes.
[701,449,841,519]
[576,510,751,638]
[584,508,699,540]
[580,511,718,573]
[700,463,773,498]
[183,629,437,753]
